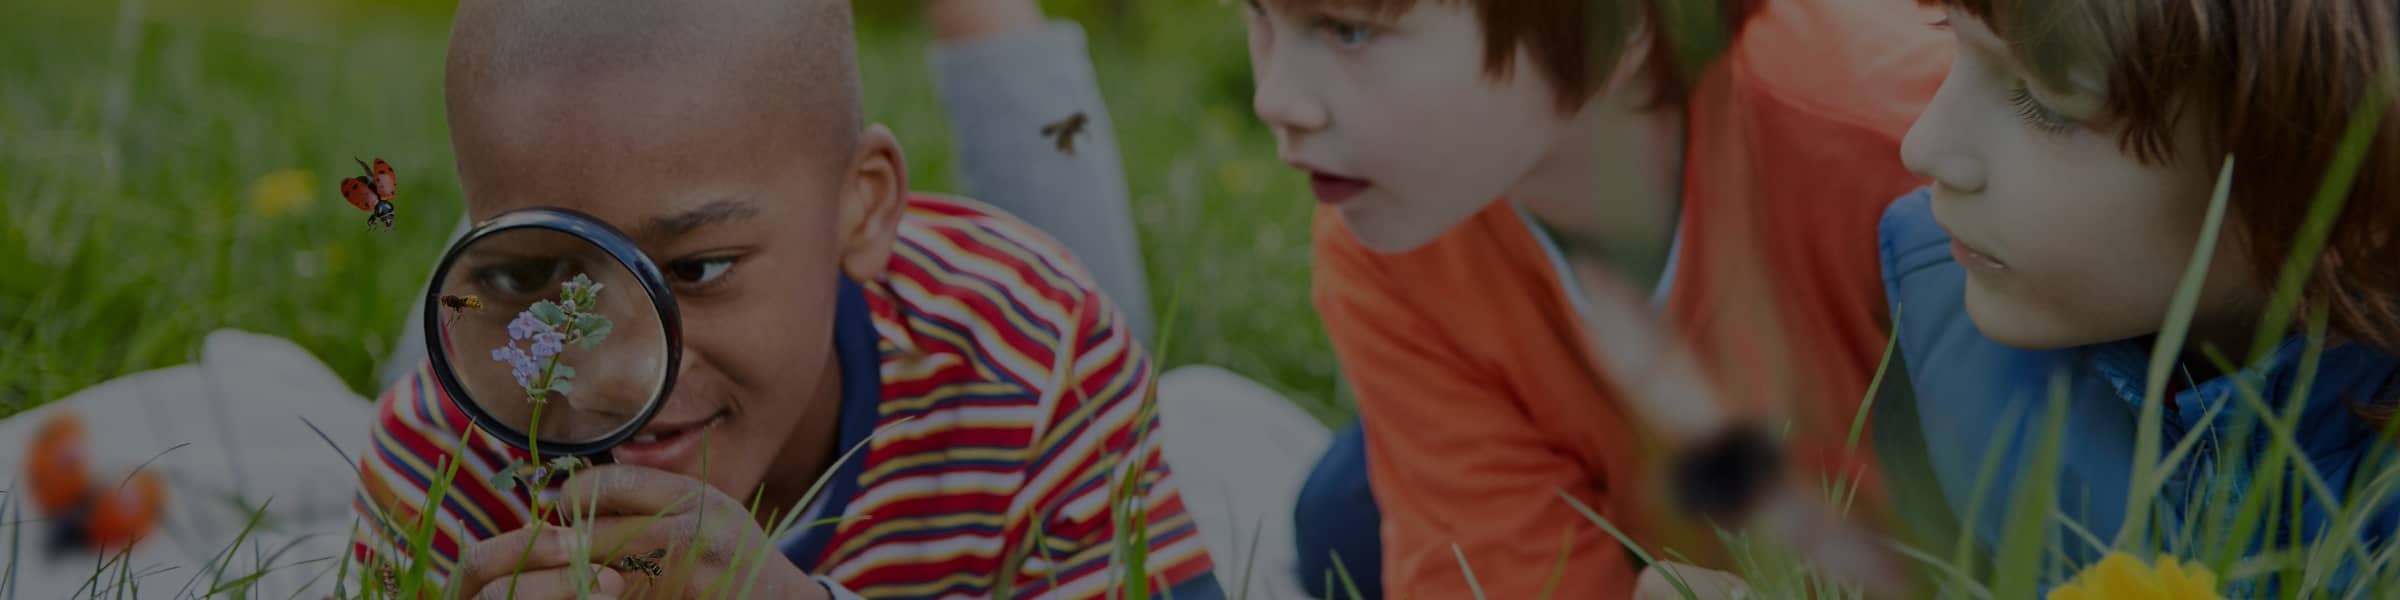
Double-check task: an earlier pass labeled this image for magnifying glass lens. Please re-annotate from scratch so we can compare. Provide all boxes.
[431,227,670,449]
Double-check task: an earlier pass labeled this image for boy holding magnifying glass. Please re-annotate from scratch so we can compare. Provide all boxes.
[345,0,1220,598]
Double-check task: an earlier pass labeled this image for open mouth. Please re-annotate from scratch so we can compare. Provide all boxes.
[1307,171,1371,206]
[1287,160,1371,206]
[612,411,727,469]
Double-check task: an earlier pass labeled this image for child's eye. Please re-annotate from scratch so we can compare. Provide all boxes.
[2006,84,2078,135]
[1315,18,1378,48]
[472,258,571,300]
[665,256,737,290]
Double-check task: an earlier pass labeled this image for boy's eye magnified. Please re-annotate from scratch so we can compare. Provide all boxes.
[471,257,575,299]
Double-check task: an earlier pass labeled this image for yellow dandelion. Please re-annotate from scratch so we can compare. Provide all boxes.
[2047,552,2224,600]
[248,168,315,219]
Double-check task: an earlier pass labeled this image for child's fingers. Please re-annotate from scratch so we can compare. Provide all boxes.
[560,463,716,517]
[456,524,591,597]
[466,564,624,600]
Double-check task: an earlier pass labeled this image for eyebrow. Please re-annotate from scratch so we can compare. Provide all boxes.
[637,198,760,241]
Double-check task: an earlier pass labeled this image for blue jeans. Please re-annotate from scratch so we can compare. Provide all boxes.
[1294,423,1384,599]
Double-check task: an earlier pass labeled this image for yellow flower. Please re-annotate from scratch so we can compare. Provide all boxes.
[248,168,315,219]
[2047,553,2224,600]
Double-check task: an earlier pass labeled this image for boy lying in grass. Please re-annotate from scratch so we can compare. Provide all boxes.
[1241,0,1950,596]
[346,0,1219,597]
[1877,0,2400,593]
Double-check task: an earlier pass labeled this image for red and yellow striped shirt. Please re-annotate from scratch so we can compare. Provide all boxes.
[350,194,1218,598]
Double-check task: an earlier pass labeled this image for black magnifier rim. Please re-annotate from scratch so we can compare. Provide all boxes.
[422,207,682,459]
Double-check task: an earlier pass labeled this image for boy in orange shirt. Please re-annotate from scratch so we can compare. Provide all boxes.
[1243,0,1952,597]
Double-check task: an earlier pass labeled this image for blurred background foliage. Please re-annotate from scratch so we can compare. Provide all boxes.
[0,0,1349,425]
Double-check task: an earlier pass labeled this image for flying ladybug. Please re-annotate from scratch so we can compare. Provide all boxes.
[24,410,170,555]
[339,157,399,231]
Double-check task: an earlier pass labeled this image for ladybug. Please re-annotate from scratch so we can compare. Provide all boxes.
[25,411,169,555]
[339,157,398,231]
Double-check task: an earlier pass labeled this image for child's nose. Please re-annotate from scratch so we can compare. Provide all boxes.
[1252,53,1329,134]
[1899,76,1986,194]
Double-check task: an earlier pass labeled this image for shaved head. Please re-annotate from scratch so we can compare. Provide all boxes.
[434,0,917,512]
[443,0,865,209]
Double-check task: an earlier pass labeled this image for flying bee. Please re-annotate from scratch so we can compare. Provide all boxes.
[612,548,666,579]
[1039,111,1090,157]
[439,294,484,326]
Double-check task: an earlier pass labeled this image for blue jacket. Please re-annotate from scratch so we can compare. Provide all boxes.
[1877,188,2400,587]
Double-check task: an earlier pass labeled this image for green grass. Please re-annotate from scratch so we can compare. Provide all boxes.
[0,0,1344,425]
[15,1,2400,599]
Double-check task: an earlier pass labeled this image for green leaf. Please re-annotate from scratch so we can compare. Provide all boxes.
[575,314,613,349]
[490,466,519,492]
[549,379,573,396]
[552,364,575,381]
[530,300,566,325]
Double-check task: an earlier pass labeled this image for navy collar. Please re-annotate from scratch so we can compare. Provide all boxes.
[780,277,883,570]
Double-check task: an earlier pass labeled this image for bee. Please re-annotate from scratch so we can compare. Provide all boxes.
[1039,111,1090,157]
[439,294,484,326]
[339,157,398,231]
[374,559,401,596]
[612,548,667,578]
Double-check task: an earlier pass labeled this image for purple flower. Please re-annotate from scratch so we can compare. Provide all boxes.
[560,299,577,314]
[491,344,539,389]
[530,330,566,362]
[508,312,546,341]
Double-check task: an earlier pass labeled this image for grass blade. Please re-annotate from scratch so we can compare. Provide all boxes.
[1450,544,1487,600]
[1847,305,1902,457]
[1880,539,1992,600]
[1234,513,1264,600]
[2119,155,2236,550]
[1535,529,1572,600]
[1991,373,2070,600]
[1330,550,1367,600]
[1558,490,1696,600]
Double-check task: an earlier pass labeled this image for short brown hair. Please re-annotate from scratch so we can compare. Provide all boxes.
[1266,0,1761,110]
[1948,0,2400,356]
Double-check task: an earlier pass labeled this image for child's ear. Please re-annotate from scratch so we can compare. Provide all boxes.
[835,124,908,282]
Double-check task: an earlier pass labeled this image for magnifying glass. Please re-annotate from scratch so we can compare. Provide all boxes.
[421,208,680,461]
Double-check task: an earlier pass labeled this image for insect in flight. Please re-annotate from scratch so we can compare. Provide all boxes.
[1039,111,1090,157]
[339,157,399,231]
[24,411,169,555]
[439,294,485,326]
[613,548,667,578]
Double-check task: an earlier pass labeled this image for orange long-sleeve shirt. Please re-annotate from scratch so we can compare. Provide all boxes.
[1310,1,1953,597]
